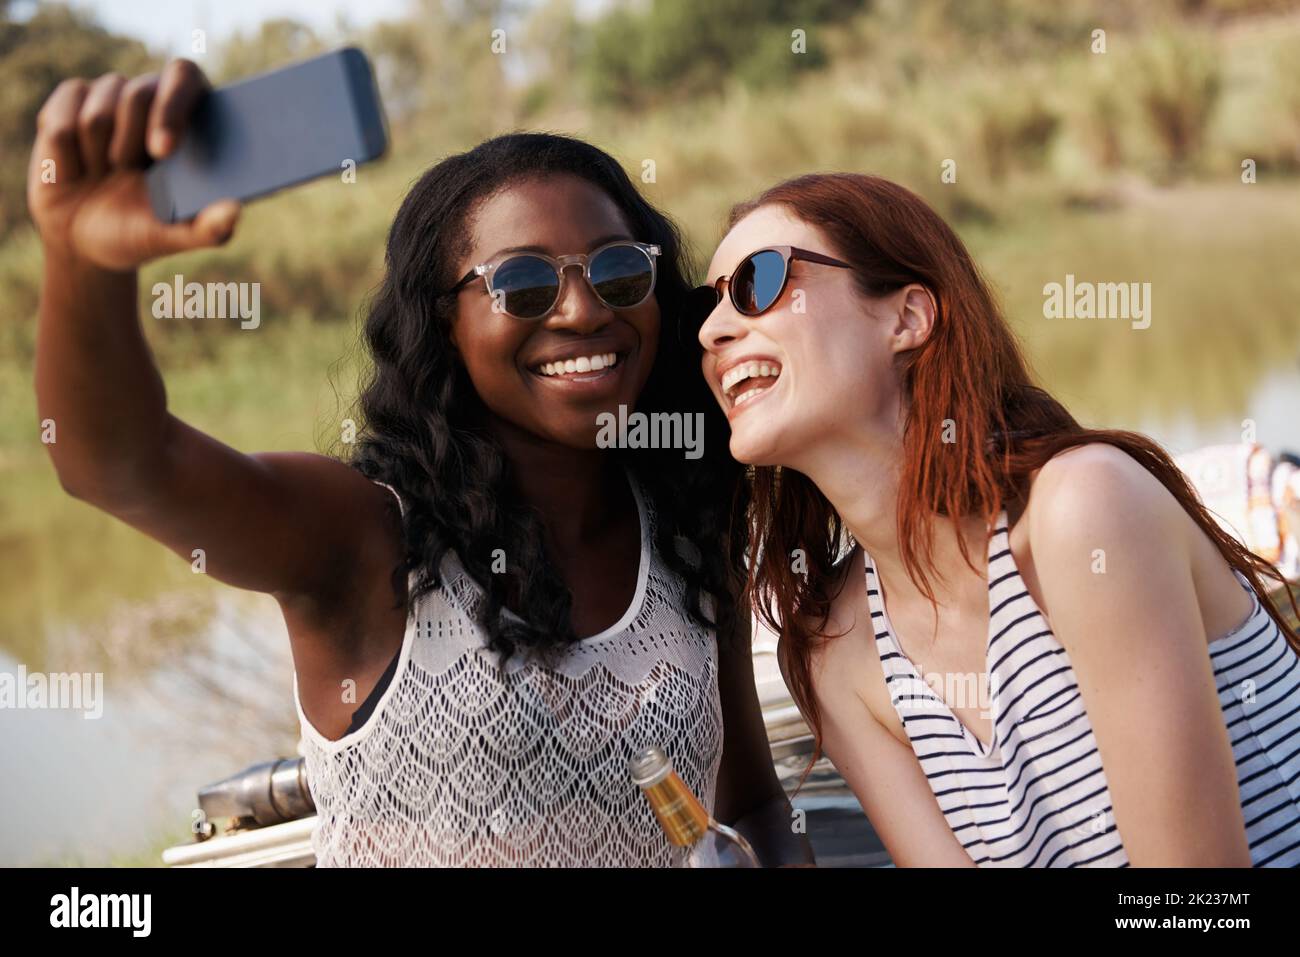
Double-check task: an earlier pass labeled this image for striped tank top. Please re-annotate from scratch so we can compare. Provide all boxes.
[864,511,1300,867]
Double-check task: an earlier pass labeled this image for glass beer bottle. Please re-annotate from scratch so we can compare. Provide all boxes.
[629,745,761,868]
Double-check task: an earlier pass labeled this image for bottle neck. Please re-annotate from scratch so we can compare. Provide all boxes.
[640,771,711,846]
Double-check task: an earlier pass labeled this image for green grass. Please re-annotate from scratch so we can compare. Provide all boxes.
[34,822,193,868]
[0,314,360,663]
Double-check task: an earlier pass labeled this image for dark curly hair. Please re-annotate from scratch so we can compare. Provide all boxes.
[349,132,748,667]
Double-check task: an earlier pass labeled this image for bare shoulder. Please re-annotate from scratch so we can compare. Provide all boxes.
[1023,441,1255,645]
[1030,442,1169,508]
[250,450,399,513]
[257,452,406,608]
[1017,442,1203,639]
[1022,442,1186,557]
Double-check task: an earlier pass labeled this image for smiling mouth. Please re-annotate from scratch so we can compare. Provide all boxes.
[721,359,782,409]
[529,350,627,381]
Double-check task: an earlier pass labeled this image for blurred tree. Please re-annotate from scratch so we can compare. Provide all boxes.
[517,0,584,121]
[581,0,864,109]
[1277,42,1300,168]
[0,2,153,240]
[367,19,429,121]
[359,0,512,144]
[1129,28,1222,177]
[213,18,325,83]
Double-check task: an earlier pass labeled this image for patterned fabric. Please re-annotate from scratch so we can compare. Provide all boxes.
[866,511,1300,867]
[294,469,724,867]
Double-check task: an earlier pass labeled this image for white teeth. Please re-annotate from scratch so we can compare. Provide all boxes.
[721,359,782,396]
[534,352,619,377]
[733,384,772,407]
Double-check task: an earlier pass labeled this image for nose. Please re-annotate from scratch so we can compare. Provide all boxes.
[698,291,748,354]
[543,262,613,334]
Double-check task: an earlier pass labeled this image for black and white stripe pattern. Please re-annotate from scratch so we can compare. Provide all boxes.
[1210,571,1300,866]
[864,513,1300,867]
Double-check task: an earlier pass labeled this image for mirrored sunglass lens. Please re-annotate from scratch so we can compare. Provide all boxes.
[746,250,787,313]
[494,255,559,318]
[590,245,654,307]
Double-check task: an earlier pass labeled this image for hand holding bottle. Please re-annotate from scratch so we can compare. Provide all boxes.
[630,745,762,868]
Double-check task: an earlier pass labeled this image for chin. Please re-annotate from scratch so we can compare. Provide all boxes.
[728,433,783,469]
[729,406,818,468]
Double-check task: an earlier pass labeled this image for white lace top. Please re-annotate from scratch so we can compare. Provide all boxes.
[293,469,725,867]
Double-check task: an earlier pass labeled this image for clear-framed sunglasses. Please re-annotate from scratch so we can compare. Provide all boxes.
[447,239,662,321]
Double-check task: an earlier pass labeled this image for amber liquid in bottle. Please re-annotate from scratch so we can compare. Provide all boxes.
[629,745,761,868]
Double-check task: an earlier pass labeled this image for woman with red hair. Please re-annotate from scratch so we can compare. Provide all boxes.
[694,173,1300,867]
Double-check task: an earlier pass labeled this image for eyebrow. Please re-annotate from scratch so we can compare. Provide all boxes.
[481,232,635,262]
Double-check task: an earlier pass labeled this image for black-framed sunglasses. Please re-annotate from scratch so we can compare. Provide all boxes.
[447,239,661,321]
[691,245,852,322]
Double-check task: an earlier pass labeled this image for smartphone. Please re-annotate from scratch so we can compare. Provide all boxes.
[146,46,388,223]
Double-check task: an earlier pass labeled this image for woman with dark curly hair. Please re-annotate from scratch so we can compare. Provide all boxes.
[28,58,811,867]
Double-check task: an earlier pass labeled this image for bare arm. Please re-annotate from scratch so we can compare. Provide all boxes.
[713,610,816,866]
[1027,445,1252,866]
[786,634,976,868]
[28,62,398,620]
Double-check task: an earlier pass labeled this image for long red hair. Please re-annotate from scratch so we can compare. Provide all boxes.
[727,173,1300,791]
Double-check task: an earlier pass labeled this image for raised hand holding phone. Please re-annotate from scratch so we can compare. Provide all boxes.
[144,47,387,224]
[27,58,240,273]
[27,48,387,272]
[27,50,405,732]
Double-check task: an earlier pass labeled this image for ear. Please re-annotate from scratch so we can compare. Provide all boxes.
[890,284,936,352]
